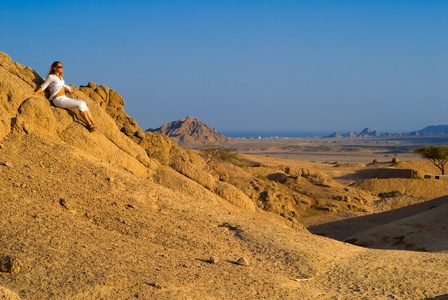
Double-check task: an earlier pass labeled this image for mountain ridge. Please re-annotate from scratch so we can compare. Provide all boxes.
[326,125,448,138]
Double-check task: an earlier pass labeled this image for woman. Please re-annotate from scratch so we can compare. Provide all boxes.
[33,61,98,132]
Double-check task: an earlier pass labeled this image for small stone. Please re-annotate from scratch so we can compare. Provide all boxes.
[392,157,399,163]
[151,282,162,289]
[3,161,14,168]
[59,198,73,210]
[210,256,220,264]
[107,177,115,183]
[236,257,250,266]
[0,256,23,274]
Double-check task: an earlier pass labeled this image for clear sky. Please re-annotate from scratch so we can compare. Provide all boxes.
[1,0,447,135]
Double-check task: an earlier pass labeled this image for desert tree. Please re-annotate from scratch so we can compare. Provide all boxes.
[414,145,448,175]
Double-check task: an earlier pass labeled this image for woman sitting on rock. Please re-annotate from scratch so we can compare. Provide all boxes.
[33,61,98,132]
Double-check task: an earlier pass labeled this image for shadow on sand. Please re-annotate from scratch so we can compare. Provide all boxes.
[308,195,448,242]
[334,166,413,182]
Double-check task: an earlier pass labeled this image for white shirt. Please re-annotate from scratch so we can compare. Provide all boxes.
[40,74,72,100]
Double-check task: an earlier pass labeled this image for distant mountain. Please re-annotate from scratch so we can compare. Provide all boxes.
[415,125,448,135]
[326,128,380,138]
[147,116,229,146]
[326,132,342,138]
[360,128,380,137]
[342,131,358,138]
[325,125,448,138]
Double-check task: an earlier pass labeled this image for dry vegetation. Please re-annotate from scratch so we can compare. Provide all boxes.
[1,52,448,299]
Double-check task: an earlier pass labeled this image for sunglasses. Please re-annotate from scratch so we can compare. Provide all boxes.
[56,66,63,69]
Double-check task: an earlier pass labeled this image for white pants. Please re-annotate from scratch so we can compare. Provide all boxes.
[53,96,88,112]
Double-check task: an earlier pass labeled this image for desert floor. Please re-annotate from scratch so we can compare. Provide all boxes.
[217,135,448,164]
[2,134,448,299]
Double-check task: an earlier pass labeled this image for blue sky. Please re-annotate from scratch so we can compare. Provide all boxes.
[1,0,447,135]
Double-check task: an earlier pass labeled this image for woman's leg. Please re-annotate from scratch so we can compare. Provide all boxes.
[54,96,98,131]
[53,96,88,112]
[80,110,98,131]
[79,110,92,125]
[85,110,96,126]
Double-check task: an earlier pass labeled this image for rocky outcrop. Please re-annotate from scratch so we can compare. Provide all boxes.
[0,51,379,222]
[171,161,255,212]
[148,116,228,146]
[0,52,249,211]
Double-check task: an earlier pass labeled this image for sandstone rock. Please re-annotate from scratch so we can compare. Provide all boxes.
[214,181,255,212]
[2,161,14,168]
[135,130,145,140]
[266,173,288,183]
[210,256,220,264]
[236,257,250,266]
[87,82,97,89]
[285,166,303,177]
[59,198,74,210]
[171,161,216,190]
[0,256,22,274]
[0,286,21,300]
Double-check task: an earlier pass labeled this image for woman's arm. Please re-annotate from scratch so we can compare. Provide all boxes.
[34,75,54,94]
[64,84,74,93]
[32,87,43,94]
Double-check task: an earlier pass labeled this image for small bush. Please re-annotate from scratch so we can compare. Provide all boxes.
[201,145,242,166]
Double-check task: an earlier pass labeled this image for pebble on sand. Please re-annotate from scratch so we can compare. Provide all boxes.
[236,257,250,266]
[210,256,220,264]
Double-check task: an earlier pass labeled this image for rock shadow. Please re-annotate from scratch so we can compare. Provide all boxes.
[334,167,413,182]
[308,195,448,242]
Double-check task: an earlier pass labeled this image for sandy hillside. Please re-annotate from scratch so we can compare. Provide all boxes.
[1,52,448,299]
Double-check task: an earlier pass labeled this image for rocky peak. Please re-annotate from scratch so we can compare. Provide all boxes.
[148,116,228,146]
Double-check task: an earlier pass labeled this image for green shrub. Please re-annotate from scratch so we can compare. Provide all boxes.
[201,145,242,166]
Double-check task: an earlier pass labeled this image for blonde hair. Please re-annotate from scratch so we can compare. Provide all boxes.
[48,61,63,77]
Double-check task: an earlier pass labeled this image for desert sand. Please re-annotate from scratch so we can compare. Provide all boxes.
[1,52,448,299]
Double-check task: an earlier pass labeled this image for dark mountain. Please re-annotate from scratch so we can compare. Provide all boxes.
[415,125,448,135]
[325,125,448,138]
